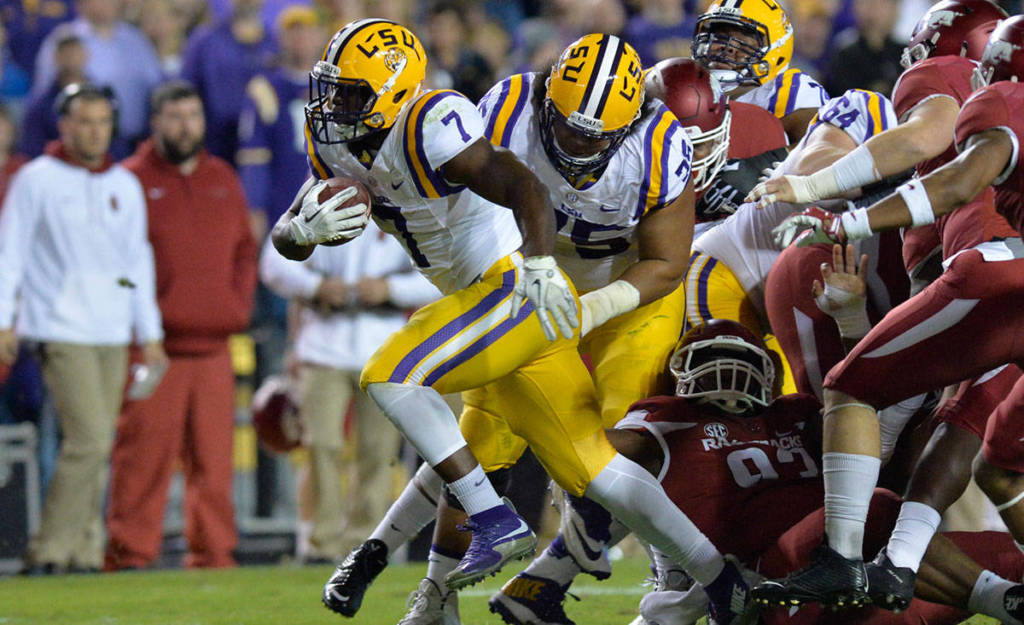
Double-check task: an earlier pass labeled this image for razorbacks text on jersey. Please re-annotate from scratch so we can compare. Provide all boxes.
[955,81,1024,235]
[616,394,823,565]
[735,68,829,123]
[305,88,522,295]
[477,72,693,293]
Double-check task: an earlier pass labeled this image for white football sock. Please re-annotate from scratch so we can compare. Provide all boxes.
[885,501,941,571]
[823,452,881,559]
[426,547,460,593]
[968,569,1022,625]
[369,463,443,554]
[447,465,503,516]
[366,382,466,465]
[585,453,724,586]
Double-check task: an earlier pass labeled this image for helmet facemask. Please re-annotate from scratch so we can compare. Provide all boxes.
[687,108,732,195]
[693,18,772,91]
[307,59,408,144]
[539,97,631,179]
[670,333,775,416]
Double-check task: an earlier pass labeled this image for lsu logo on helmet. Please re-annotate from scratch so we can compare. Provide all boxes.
[306,19,428,144]
[693,0,794,91]
[540,34,645,179]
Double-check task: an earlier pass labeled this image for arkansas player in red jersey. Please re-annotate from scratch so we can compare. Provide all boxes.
[492,319,1024,625]
[646,56,789,232]
[755,13,1024,613]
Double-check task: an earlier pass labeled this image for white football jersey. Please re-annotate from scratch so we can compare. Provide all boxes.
[305,89,522,294]
[735,68,829,125]
[694,89,897,308]
[477,73,694,292]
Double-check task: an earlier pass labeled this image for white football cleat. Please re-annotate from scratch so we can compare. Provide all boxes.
[398,578,461,625]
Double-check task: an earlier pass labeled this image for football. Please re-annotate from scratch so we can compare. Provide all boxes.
[318,176,372,246]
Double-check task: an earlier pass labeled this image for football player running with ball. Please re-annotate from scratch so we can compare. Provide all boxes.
[273,21,753,625]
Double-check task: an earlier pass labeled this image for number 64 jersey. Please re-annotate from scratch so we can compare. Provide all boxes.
[478,72,693,293]
[616,394,824,566]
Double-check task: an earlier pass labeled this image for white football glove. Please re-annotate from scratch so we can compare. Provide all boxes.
[771,207,842,249]
[288,180,369,246]
[510,255,579,341]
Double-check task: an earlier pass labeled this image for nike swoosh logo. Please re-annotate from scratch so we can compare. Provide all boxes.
[598,205,617,212]
[391,181,404,190]
[390,523,401,532]
[494,517,531,544]
[473,477,486,487]
[330,589,350,602]
[304,206,324,223]
[570,524,604,561]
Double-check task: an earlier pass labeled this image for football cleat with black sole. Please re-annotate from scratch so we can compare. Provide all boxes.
[489,572,576,625]
[322,538,389,617]
[751,542,869,609]
[865,549,915,612]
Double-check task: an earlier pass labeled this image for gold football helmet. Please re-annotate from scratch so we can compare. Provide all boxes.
[541,34,645,178]
[693,0,794,91]
[306,18,427,143]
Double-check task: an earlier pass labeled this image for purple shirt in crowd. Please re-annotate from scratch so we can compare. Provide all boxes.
[182,19,277,162]
[237,67,310,224]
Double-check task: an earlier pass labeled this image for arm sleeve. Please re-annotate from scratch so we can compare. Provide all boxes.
[955,86,1018,185]
[259,236,322,300]
[417,92,486,170]
[0,170,35,327]
[126,179,164,343]
[770,69,830,118]
[638,106,692,215]
[817,90,898,145]
[891,62,957,121]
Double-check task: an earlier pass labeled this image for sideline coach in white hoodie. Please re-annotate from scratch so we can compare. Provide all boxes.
[0,84,166,573]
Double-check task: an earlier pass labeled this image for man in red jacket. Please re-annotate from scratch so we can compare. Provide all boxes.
[104,80,257,570]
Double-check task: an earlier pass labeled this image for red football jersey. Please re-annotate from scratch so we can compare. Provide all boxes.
[892,56,1014,261]
[956,81,1024,235]
[618,394,824,565]
[728,101,788,159]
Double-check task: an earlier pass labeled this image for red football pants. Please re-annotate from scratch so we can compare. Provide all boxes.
[826,252,1024,409]
[105,347,237,569]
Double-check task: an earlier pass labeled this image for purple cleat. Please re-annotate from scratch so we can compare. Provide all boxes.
[444,499,537,590]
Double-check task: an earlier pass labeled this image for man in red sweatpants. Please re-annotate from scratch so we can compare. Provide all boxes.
[105,81,257,570]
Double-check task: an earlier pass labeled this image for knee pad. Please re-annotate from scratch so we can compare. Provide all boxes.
[443,467,512,511]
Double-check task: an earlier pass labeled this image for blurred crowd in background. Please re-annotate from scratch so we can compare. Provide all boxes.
[0,0,1020,571]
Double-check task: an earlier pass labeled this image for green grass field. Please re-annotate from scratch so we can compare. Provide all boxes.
[0,558,999,625]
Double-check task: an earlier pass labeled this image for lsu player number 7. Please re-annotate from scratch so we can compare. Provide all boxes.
[272,17,587,595]
[273,20,751,622]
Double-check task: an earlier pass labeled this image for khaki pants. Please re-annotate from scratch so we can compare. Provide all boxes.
[298,363,400,558]
[29,342,128,568]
